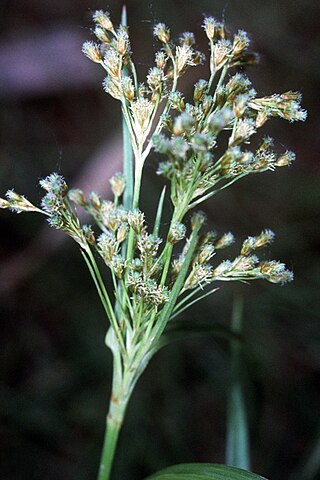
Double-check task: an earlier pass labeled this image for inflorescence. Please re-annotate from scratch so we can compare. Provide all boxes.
[1,10,305,367]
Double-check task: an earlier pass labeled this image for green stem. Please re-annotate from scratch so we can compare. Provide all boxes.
[226,294,250,470]
[97,393,129,480]
[125,157,143,265]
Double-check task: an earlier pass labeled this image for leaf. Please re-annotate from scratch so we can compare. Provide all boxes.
[145,463,268,480]
[153,186,166,237]
[121,7,133,212]
[149,225,201,350]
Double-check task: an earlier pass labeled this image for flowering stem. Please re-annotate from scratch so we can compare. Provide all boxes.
[125,154,143,266]
[97,377,130,480]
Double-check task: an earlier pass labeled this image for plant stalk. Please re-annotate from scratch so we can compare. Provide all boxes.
[97,394,129,480]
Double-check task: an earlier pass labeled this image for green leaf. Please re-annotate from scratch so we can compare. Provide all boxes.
[145,463,268,480]
[121,7,133,212]
[149,225,201,350]
[153,186,166,237]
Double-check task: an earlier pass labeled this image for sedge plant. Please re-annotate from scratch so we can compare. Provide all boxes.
[0,7,306,480]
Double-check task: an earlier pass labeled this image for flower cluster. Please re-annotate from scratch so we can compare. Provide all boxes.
[1,11,304,388]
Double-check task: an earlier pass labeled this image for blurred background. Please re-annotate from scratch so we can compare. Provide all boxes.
[0,0,319,479]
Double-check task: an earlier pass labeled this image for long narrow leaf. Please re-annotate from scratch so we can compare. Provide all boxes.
[150,225,201,349]
[226,296,250,470]
[145,463,267,480]
[121,5,133,211]
[153,186,166,236]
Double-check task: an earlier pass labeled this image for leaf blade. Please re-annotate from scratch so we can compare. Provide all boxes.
[145,463,268,480]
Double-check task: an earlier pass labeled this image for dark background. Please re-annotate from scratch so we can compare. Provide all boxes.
[0,1,319,479]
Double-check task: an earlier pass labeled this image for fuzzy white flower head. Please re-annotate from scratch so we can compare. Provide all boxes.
[130,98,154,140]
[175,44,195,74]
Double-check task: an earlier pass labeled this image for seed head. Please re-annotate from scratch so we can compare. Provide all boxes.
[197,244,215,264]
[179,32,196,46]
[5,190,42,214]
[173,112,194,135]
[175,44,195,74]
[168,222,186,244]
[88,191,101,210]
[82,41,102,63]
[82,225,95,245]
[103,50,121,79]
[155,51,167,70]
[110,255,126,279]
[191,211,206,231]
[231,118,256,145]
[103,77,121,99]
[213,260,233,276]
[260,261,294,284]
[68,189,87,206]
[128,209,145,234]
[153,23,170,44]
[93,10,113,31]
[214,39,232,69]
[137,232,162,258]
[130,98,154,137]
[147,67,165,93]
[39,173,67,195]
[232,30,250,55]
[232,255,259,271]
[94,25,112,44]
[117,222,129,243]
[97,232,117,264]
[194,80,209,103]
[110,172,125,198]
[184,263,213,289]
[202,17,218,40]
[169,91,185,111]
[215,232,235,249]
[275,150,295,167]
[115,26,130,56]
[121,76,135,101]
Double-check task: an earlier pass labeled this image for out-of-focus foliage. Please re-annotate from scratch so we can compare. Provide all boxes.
[0,1,319,479]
